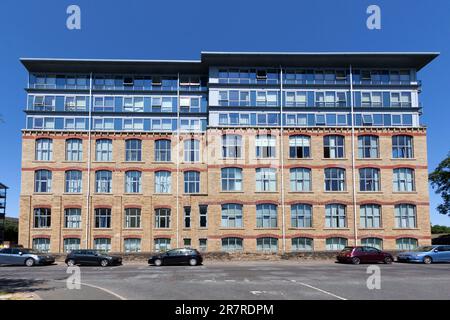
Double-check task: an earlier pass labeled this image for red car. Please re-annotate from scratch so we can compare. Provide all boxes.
[337,246,394,264]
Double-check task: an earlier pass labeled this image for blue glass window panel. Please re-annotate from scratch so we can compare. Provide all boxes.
[354,114,362,126]
[362,114,373,125]
[337,114,347,125]
[307,114,315,126]
[384,114,391,126]
[298,114,308,126]
[392,114,402,125]
[230,113,239,125]
[257,114,267,124]
[316,114,325,125]
[268,114,278,125]
[326,114,337,126]
[373,114,383,125]
[219,114,228,125]
[403,114,413,126]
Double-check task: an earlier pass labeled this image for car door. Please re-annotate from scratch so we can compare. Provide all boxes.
[355,247,369,263]
[435,246,450,262]
[10,249,25,265]
[0,249,12,264]
[164,250,181,265]
[365,247,382,263]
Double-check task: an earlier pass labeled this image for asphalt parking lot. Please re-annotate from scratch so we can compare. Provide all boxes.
[0,261,449,300]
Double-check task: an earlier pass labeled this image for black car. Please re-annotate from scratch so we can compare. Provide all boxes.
[148,248,203,266]
[65,249,122,267]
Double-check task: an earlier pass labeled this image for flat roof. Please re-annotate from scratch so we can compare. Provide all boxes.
[21,51,439,73]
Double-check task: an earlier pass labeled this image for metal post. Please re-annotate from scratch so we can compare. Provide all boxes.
[176,73,181,248]
[279,67,286,254]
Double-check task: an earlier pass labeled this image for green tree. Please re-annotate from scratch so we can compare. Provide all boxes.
[429,152,450,217]
[431,224,450,234]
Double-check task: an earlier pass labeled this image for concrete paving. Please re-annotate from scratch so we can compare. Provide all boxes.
[0,261,449,300]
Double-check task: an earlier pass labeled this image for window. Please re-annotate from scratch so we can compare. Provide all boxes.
[95,208,111,228]
[199,238,207,251]
[221,204,243,228]
[360,204,381,228]
[155,139,171,162]
[184,171,200,193]
[199,205,208,228]
[124,208,141,228]
[292,237,313,251]
[325,204,347,228]
[34,208,51,228]
[155,171,171,193]
[95,139,112,161]
[66,139,82,161]
[125,139,142,161]
[124,238,141,253]
[392,135,413,158]
[94,238,111,252]
[63,238,80,252]
[35,170,52,193]
[64,208,81,229]
[396,238,418,250]
[361,238,383,250]
[326,237,347,250]
[358,135,379,158]
[154,238,171,252]
[324,135,345,158]
[291,204,312,228]
[95,170,112,193]
[65,170,82,193]
[32,238,50,253]
[395,204,417,228]
[393,168,415,192]
[125,171,142,193]
[290,168,311,192]
[257,237,278,252]
[222,237,243,252]
[255,168,277,192]
[183,238,192,248]
[289,135,310,158]
[65,96,86,111]
[155,208,171,228]
[123,96,144,112]
[35,138,53,161]
[221,168,242,191]
[324,168,346,191]
[256,204,277,228]
[222,135,242,158]
[256,135,276,158]
[184,139,200,162]
[359,168,380,191]
[184,206,191,228]
[93,96,114,112]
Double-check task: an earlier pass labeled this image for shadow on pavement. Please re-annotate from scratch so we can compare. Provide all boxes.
[0,278,51,294]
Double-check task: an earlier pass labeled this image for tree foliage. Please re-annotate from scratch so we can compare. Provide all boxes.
[429,152,450,217]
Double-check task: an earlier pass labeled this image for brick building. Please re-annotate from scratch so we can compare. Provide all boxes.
[18,52,438,253]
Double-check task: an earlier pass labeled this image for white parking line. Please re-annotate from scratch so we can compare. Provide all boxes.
[79,282,127,300]
[290,280,347,300]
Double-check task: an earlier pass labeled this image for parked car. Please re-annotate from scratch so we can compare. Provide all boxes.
[0,248,55,267]
[65,249,122,267]
[148,248,203,266]
[397,245,450,264]
[336,246,394,264]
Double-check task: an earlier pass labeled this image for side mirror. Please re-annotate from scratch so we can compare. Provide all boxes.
[433,249,439,253]
[18,252,23,255]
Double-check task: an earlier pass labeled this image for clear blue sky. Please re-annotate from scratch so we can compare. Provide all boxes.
[0,0,449,225]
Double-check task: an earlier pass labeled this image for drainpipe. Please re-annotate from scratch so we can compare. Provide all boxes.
[85,72,93,249]
[176,73,180,248]
[279,67,286,254]
[349,65,358,246]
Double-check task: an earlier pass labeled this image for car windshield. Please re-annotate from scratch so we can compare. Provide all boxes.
[341,247,354,252]
[412,246,434,252]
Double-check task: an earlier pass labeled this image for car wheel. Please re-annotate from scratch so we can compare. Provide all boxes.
[384,256,393,264]
[423,256,432,264]
[100,259,109,267]
[25,258,35,267]
[67,259,76,266]
[189,258,197,266]
[351,257,361,265]
[154,259,162,267]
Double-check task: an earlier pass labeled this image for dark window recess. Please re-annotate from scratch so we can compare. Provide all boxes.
[184,206,191,228]
[152,77,162,85]
[257,70,267,79]
[199,205,208,228]
[123,77,134,86]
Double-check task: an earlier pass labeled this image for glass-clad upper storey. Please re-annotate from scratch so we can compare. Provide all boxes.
[21,52,438,132]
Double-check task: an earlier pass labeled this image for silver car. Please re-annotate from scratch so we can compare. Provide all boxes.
[0,248,55,266]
